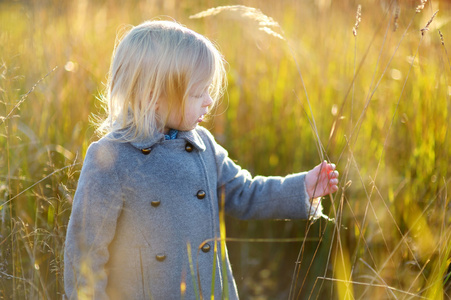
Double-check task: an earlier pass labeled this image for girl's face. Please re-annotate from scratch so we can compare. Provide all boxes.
[157,82,213,134]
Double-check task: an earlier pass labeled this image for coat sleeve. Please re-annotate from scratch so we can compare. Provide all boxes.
[64,141,124,300]
[200,129,323,220]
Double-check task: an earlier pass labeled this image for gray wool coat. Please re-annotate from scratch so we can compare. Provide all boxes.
[64,126,320,300]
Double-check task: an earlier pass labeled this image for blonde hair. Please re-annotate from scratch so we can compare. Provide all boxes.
[98,20,226,141]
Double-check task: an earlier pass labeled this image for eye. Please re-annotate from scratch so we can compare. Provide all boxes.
[190,89,208,99]
[191,93,205,99]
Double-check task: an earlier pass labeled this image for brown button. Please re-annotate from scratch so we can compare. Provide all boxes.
[196,190,206,199]
[151,201,160,207]
[156,254,166,262]
[201,243,211,253]
[185,143,193,152]
[141,148,151,155]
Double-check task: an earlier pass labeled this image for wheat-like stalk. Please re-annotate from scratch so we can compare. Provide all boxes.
[352,5,362,37]
[190,5,285,40]
[420,10,438,36]
[415,0,428,13]
[393,5,400,32]
[0,66,58,126]
[438,29,445,45]
[438,29,451,72]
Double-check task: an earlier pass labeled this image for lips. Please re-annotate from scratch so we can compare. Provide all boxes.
[197,115,205,123]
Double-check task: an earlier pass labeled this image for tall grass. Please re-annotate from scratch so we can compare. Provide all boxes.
[1,0,450,299]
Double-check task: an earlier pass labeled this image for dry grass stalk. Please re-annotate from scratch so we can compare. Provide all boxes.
[352,5,362,37]
[437,29,451,72]
[393,5,400,32]
[0,66,58,126]
[420,10,438,36]
[190,5,285,40]
[416,0,428,13]
[438,29,445,45]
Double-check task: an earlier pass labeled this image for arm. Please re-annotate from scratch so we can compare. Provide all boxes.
[203,129,337,220]
[64,142,123,299]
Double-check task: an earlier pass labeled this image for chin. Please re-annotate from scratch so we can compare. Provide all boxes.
[179,125,197,132]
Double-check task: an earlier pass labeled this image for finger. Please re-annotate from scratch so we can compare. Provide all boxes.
[320,161,334,174]
[329,178,339,185]
[329,170,339,179]
[325,162,336,175]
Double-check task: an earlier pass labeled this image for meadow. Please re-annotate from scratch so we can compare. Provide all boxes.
[0,0,450,299]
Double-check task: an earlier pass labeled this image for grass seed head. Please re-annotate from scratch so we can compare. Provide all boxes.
[352,4,362,37]
[190,5,285,40]
[438,29,445,45]
[420,10,438,36]
[393,5,400,32]
[416,0,428,13]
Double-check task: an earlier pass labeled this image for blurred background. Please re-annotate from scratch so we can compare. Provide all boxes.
[1,0,450,299]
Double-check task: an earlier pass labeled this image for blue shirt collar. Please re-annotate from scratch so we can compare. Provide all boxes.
[164,129,178,140]
[124,127,206,152]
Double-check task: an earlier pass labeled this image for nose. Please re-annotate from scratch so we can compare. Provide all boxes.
[203,94,213,107]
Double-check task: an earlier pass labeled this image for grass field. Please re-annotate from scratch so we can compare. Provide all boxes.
[1,0,450,299]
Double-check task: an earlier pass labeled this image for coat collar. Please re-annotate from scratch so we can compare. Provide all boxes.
[127,127,206,152]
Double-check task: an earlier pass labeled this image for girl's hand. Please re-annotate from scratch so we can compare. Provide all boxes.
[305,161,339,199]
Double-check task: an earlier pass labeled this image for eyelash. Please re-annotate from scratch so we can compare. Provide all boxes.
[192,93,205,99]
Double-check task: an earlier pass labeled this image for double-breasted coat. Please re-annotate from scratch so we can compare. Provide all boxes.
[64,126,321,299]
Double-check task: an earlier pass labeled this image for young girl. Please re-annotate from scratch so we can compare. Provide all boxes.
[64,20,339,300]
